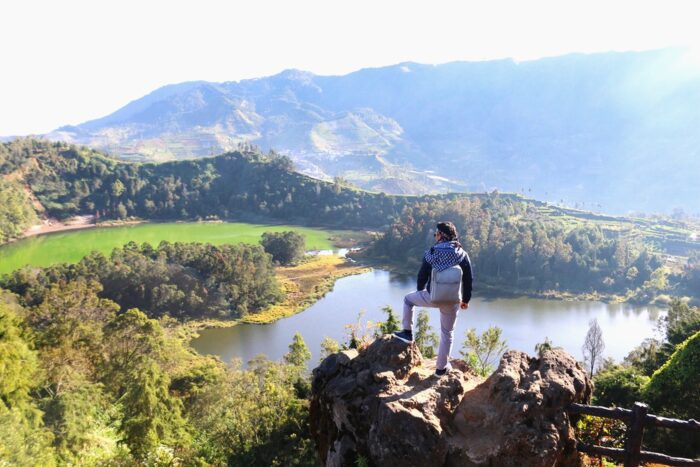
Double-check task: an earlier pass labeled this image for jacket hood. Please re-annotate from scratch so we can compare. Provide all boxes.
[424,241,467,272]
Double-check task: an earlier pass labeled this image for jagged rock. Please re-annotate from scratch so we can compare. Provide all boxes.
[310,336,591,467]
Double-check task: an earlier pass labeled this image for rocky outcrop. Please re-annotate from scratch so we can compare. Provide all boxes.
[310,336,592,467]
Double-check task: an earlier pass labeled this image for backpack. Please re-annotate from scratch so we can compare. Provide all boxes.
[429,265,462,304]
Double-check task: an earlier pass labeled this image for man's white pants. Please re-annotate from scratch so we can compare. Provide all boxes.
[402,290,459,370]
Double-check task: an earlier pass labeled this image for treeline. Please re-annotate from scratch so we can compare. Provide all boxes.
[589,300,700,458]
[363,196,669,298]
[0,178,38,243]
[1,241,281,320]
[0,285,316,465]
[0,138,415,229]
[678,251,700,299]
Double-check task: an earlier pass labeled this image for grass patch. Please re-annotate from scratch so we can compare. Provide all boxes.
[241,255,371,324]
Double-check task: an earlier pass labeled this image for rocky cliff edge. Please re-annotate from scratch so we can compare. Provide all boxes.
[310,336,592,467]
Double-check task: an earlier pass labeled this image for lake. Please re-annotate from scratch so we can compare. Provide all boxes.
[0,222,346,275]
[191,268,663,367]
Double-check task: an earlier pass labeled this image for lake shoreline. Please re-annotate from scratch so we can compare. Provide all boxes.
[14,215,373,246]
[190,267,664,367]
[18,216,147,242]
[181,254,371,340]
[350,254,666,307]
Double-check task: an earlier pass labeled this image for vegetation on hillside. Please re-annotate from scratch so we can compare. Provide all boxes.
[1,241,282,320]
[0,138,413,228]
[587,299,700,458]
[0,230,368,464]
[362,196,700,302]
[3,138,699,303]
[0,178,38,243]
[0,287,316,465]
[241,254,371,325]
[51,49,700,213]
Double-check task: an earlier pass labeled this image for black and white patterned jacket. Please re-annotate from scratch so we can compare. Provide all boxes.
[417,240,473,303]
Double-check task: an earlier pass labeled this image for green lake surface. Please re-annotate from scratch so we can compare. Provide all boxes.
[0,222,341,275]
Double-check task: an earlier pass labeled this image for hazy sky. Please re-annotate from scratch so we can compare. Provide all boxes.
[1,0,698,135]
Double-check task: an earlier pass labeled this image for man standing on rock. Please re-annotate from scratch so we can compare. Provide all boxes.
[393,221,473,376]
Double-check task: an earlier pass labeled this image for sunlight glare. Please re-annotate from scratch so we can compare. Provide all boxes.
[678,43,700,73]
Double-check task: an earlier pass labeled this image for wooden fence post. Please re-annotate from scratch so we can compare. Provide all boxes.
[624,402,649,467]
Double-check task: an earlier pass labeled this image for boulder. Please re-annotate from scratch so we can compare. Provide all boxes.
[310,336,591,467]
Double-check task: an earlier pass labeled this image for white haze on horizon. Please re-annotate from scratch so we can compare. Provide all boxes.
[1,0,699,135]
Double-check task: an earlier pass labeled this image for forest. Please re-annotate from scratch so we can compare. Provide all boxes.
[1,137,699,463]
[2,137,698,303]
[362,196,700,302]
[1,241,282,320]
[587,299,700,458]
[0,233,323,464]
[0,178,38,243]
[0,138,415,232]
[0,284,317,465]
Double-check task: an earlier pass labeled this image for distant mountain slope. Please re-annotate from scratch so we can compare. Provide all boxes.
[45,48,700,213]
[0,138,420,230]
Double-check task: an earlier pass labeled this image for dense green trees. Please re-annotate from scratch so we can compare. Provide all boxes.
[0,285,317,465]
[588,299,700,457]
[1,241,282,320]
[0,178,38,243]
[641,331,700,458]
[0,138,412,229]
[187,357,316,465]
[590,365,649,407]
[118,360,189,460]
[0,292,56,465]
[3,138,700,303]
[364,195,666,298]
[261,230,306,265]
[644,331,700,419]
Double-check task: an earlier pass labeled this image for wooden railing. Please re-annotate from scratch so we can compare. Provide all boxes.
[567,402,700,466]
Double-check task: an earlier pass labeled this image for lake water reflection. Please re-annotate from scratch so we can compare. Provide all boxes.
[190,269,663,367]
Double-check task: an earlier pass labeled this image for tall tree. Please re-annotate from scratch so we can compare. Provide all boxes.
[284,332,311,367]
[118,361,189,460]
[260,231,306,266]
[0,293,56,465]
[582,318,605,376]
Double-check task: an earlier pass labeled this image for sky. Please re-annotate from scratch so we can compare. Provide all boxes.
[1,0,699,135]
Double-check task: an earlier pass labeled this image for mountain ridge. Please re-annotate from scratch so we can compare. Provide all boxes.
[35,47,700,212]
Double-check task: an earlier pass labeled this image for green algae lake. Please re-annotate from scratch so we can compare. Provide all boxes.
[0,222,345,275]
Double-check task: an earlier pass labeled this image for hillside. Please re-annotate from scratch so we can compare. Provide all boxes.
[42,48,700,213]
[2,138,699,303]
[0,138,416,232]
